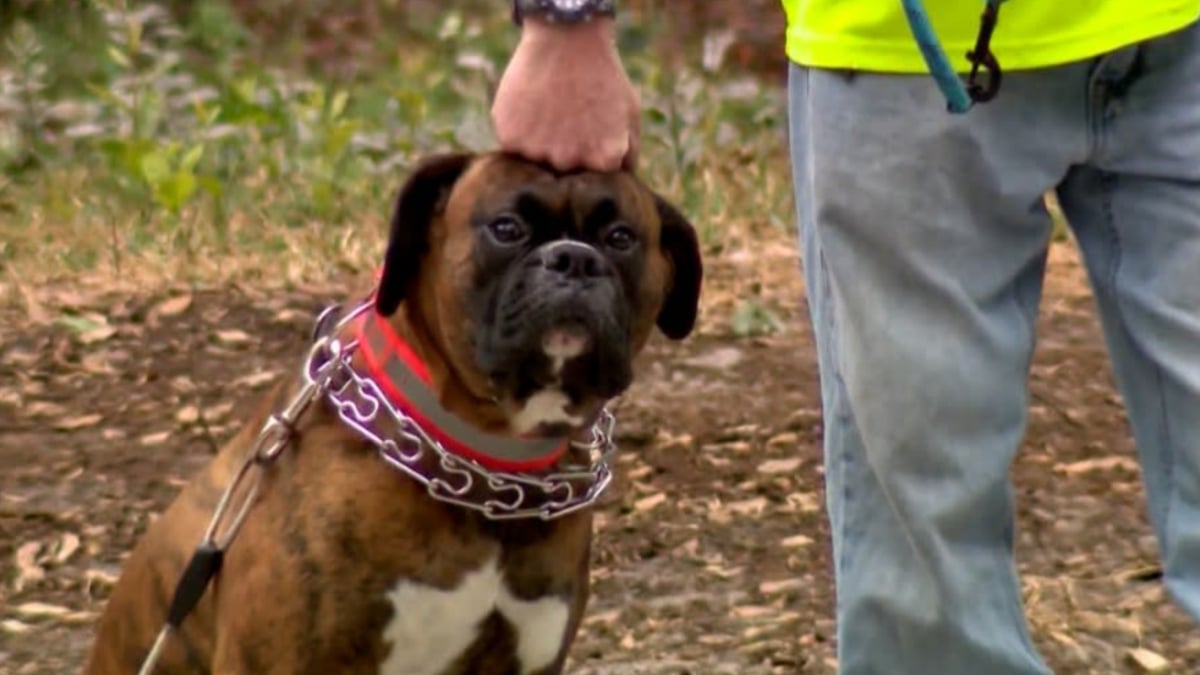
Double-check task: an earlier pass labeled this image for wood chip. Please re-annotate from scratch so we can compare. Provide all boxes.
[633,493,667,513]
[1054,456,1138,475]
[14,541,45,592]
[139,431,172,446]
[151,294,193,318]
[732,605,775,619]
[203,401,235,422]
[780,534,814,549]
[758,578,805,595]
[766,432,800,448]
[15,602,71,619]
[54,533,81,565]
[214,329,253,345]
[54,413,103,431]
[1,619,32,634]
[233,370,279,389]
[757,458,801,475]
[176,405,200,424]
[725,497,768,516]
[1127,648,1170,673]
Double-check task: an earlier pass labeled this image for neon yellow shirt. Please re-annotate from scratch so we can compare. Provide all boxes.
[783,1,1200,73]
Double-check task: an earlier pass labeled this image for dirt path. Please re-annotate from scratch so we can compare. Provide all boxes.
[1,243,1196,674]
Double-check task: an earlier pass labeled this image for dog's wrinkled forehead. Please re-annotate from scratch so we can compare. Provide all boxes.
[442,155,659,236]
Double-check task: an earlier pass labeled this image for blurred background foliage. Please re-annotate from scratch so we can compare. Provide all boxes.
[0,0,792,304]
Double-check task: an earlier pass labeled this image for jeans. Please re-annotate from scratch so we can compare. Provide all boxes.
[787,19,1200,675]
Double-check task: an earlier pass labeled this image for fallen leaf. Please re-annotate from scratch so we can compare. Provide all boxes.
[705,564,744,579]
[1127,648,1170,673]
[139,431,172,446]
[54,533,81,565]
[683,346,744,370]
[784,492,821,514]
[633,493,667,513]
[58,313,114,344]
[757,458,802,475]
[151,294,193,318]
[233,370,278,389]
[1054,456,1139,475]
[1,619,32,635]
[203,401,235,421]
[780,534,814,549]
[84,568,119,593]
[79,352,116,375]
[726,497,769,516]
[0,388,23,407]
[215,329,252,345]
[626,464,654,481]
[273,308,309,323]
[14,541,45,592]
[758,578,805,595]
[25,401,68,418]
[54,413,103,431]
[766,432,800,449]
[583,609,621,626]
[653,431,693,451]
[732,605,775,619]
[79,325,118,344]
[15,602,71,619]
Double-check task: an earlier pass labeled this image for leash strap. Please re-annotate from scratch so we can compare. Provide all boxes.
[135,305,354,675]
[902,0,1006,113]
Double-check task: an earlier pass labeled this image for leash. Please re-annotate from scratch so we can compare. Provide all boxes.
[135,304,357,675]
[901,0,1007,113]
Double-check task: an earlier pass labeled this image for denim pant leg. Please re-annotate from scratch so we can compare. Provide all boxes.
[787,63,1091,674]
[1056,20,1200,622]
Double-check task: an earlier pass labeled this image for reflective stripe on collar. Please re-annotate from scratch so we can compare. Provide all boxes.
[354,308,569,473]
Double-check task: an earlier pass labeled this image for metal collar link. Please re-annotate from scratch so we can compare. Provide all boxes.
[324,302,617,521]
[136,301,617,674]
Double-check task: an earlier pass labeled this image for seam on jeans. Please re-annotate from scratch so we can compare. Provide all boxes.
[1099,172,1176,543]
[817,239,857,597]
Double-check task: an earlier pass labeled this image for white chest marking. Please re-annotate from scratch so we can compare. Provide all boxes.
[378,555,570,675]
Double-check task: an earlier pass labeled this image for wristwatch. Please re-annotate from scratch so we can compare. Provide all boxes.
[512,0,616,25]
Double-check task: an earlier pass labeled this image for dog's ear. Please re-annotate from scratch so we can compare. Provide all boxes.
[376,153,475,316]
[653,194,703,340]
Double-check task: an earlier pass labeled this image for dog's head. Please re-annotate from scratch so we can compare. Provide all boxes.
[374,152,702,437]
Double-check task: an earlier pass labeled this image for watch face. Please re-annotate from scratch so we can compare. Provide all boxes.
[519,0,615,23]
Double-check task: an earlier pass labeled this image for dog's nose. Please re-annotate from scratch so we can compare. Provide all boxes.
[540,241,607,279]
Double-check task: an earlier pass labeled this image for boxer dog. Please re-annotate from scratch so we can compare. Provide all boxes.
[84,151,702,675]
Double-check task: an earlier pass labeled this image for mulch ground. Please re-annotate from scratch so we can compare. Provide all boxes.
[1,242,1197,674]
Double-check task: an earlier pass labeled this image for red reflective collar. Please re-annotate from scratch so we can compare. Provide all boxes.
[352,303,569,473]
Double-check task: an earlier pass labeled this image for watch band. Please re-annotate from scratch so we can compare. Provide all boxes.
[512,0,616,25]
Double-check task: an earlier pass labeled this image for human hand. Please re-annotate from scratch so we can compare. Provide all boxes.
[491,18,640,172]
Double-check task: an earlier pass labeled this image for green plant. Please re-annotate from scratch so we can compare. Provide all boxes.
[0,1,796,338]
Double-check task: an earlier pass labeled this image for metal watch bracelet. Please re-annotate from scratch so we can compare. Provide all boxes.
[512,0,616,25]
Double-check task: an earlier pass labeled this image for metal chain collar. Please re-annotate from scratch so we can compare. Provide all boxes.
[316,302,619,521]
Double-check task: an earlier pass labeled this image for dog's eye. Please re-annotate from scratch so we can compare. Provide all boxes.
[604,225,637,251]
[487,217,529,245]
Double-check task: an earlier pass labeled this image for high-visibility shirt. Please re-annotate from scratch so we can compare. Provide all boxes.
[782,1,1200,72]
